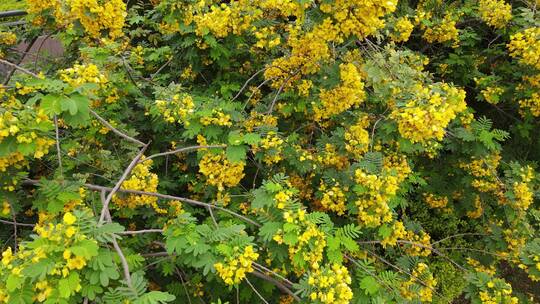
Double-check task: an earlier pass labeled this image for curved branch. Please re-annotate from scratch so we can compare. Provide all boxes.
[89,109,146,147]
[141,145,226,164]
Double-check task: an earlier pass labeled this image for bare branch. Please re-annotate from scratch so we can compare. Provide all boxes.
[54,115,63,176]
[245,277,269,304]
[232,67,267,102]
[0,58,39,80]
[117,229,164,235]
[23,179,261,227]
[250,271,300,302]
[98,143,150,224]
[102,190,133,289]
[141,145,226,164]
[89,109,146,146]
[0,219,35,227]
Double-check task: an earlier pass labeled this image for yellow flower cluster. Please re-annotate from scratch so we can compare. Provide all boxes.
[0,108,54,172]
[68,0,127,39]
[264,0,396,89]
[60,64,108,88]
[508,27,540,70]
[307,264,353,304]
[1,211,96,303]
[478,0,512,29]
[155,94,195,125]
[478,280,518,304]
[481,86,505,104]
[243,112,278,132]
[253,131,284,164]
[400,263,437,302]
[459,153,506,201]
[0,32,17,45]
[318,182,348,215]
[380,220,406,247]
[424,193,449,208]
[200,109,232,127]
[354,155,411,227]
[511,166,535,212]
[214,245,259,285]
[314,63,365,121]
[344,116,370,158]
[391,83,467,144]
[199,152,245,191]
[193,2,258,38]
[112,159,163,213]
[518,92,540,116]
[467,195,484,219]
[28,0,126,39]
[274,209,326,271]
[254,27,281,50]
[274,189,295,209]
[391,17,415,43]
[316,144,350,170]
[403,230,432,256]
[421,15,460,47]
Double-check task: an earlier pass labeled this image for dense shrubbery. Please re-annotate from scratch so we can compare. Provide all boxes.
[0,0,539,303]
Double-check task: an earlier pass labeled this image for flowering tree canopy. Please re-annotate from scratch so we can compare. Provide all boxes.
[0,0,540,303]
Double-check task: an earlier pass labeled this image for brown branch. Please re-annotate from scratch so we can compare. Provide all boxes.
[101,190,133,289]
[0,58,40,78]
[98,143,150,224]
[232,67,268,102]
[54,115,63,176]
[250,270,300,302]
[141,145,226,164]
[23,179,260,227]
[245,277,269,304]
[89,109,146,147]
[0,218,35,227]
[118,229,163,235]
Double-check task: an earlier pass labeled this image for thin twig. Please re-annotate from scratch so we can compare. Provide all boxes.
[117,229,164,235]
[141,145,226,164]
[267,70,299,114]
[431,233,488,246]
[232,67,267,102]
[102,190,133,289]
[250,271,300,302]
[9,202,17,253]
[0,218,35,227]
[54,115,63,176]
[0,58,40,78]
[252,262,294,287]
[245,277,269,304]
[89,109,145,146]
[98,143,150,224]
[23,179,260,227]
[3,37,37,85]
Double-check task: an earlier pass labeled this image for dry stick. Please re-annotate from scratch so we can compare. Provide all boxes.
[245,277,270,304]
[364,248,448,303]
[23,179,260,227]
[89,109,146,147]
[0,58,40,78]
[3,37,37,85]
[9,202,17,253]
[345,255,400,298]
[54,115,63,176]
[117,229,164,235]
[252,262,294,287]
[0,218,35,227]
[174,267,193,304]
[231,67,268,102]
[141,145,226,164]
[150,56,174,80]
[98,143,149,224]
[101,190,134,289]
[267,70,299,114]
[250,270,300,302]
[431,233,488,246]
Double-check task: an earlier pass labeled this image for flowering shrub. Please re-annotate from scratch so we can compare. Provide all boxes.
[0,0,540,303]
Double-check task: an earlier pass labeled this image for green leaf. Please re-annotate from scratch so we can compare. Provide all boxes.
[360,276,380,295]
[58,272,80,298]
[259,222,282,242]
[134,291,176,304]
[226,145,247,163]
[6,274,23,291]
[40,94,63,116]
[70,239,99,259]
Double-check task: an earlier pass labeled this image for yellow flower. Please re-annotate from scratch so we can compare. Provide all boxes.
[63,212,77,225]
